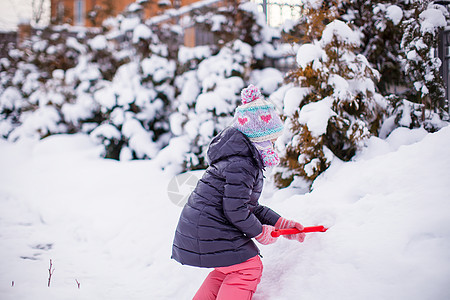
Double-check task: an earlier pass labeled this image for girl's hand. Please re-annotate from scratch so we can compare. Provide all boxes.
[255,225,278,245]
[275,217,306,243]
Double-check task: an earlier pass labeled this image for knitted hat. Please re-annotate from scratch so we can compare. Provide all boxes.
[233,84,284,142]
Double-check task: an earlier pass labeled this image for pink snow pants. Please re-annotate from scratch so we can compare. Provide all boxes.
[193,255,263,300]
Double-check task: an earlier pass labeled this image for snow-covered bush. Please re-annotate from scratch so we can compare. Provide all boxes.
[187,0,266,49]
[341,0,449,132]
[9,0,437,180]
[400,0,448,124]
[159,41,248,171]
[342,0,409,94]
[83,11,176,160]
[0,27,85,140]
[89,57,174,160]
[380,95,448,138]
[0,7,177,159]
[0,86,24,138]
[273,0,450,189]
[274,19,386,189]
[154,1,290,172]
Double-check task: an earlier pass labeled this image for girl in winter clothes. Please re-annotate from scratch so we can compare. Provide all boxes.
[172,85,305,300]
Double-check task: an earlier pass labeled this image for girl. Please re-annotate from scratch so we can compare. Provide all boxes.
[172,85,305,300]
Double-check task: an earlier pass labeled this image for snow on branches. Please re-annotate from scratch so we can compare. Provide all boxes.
[275,18,386,189]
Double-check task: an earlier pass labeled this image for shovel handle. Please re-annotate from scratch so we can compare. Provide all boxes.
[271,226,328,237]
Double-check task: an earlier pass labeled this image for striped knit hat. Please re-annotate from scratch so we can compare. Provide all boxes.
[233,84,284,143]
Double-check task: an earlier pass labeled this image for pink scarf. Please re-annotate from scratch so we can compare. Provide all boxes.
[253,140,280,168]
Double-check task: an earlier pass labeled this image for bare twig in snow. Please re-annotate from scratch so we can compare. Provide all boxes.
[76,279,81,289]
[48,259,55,287]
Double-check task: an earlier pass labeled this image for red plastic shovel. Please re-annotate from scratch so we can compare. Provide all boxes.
[271,225,328,237]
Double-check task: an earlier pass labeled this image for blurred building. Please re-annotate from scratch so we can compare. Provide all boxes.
[47,0,301,48]
[49,0,301,28]
[50,0,201,27]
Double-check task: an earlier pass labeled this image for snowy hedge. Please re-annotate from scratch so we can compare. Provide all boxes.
[0,1,291,171]
[1,0,449,188]
[273,0,449,189]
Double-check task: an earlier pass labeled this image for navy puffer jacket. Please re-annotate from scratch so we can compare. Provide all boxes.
[172,127,281,268]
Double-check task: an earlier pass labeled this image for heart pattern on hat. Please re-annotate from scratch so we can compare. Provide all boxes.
[238,117,248,125]
[260,114,272,123]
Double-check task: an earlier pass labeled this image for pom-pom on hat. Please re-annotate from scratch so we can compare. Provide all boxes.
[233,84,284,142]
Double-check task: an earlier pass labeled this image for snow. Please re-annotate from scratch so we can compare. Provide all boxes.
[158,0,171,7]
[61,94,97,125]
[120,16,141,32]
[178,46,212,65]
[0,87,22,111]
[94,86,116,110]
[210,15,227,32]
[88,35,108,51]
[52,69,65,80]
[141,56,176,82]
[121,118,158,159]
[1,122,449,300]
[8,106,65,141]
[386,5,403,26]
[65,56,101,84]
[283,87,309,116]
[128,3,143,13]
[133,24,153,43]
[197,47,244,82]
[153,135,191,174]
[328,74,350,100]
[407,50,419,61]
[195,91,231,115]
[66,37,86,54]
[306,0,323,10]
[298,97,336,136]
[90,123,121,141]
[146,0,222,26]
[32,40,48,52]
[320,20,360,47]
[250,68,284,95]
[420,8,446,34]
[176,72,200,106]
[296,43,324,69]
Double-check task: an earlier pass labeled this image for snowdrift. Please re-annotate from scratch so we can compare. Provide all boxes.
[0,125,449,299]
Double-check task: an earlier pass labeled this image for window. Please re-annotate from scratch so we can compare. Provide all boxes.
[74,0,85,26]
[57,2,65,23]
[251,0,301,27]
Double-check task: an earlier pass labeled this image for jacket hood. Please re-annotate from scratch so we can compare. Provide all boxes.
[207,127,264,169]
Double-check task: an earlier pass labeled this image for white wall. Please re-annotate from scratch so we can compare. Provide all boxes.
[0,0,50,31]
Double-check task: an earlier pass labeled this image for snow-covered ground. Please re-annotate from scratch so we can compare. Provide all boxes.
[0,125,449,299]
